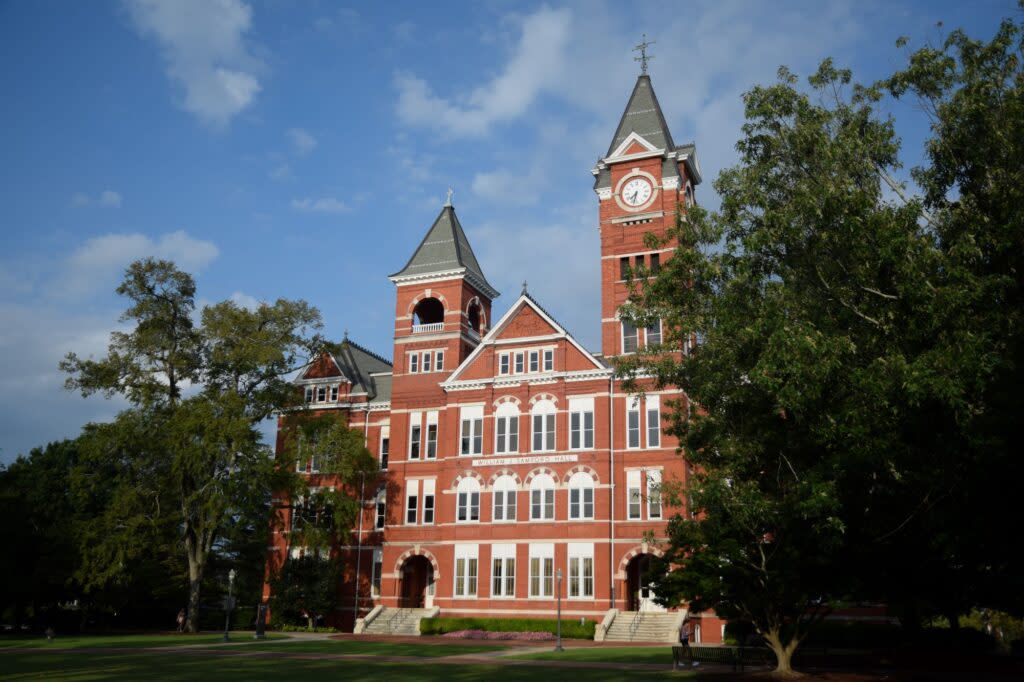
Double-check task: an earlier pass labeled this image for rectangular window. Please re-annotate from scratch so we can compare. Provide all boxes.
[529,350,539,373]
[422,351,431,372]
[491,545,516,597]
[304,386,313,403]
[371,548,383,596]
[375,497,386,529]
[622,321,638,354]
[570,487,594,520]
[646,396,661,448]
[627,398,641,449]
[646,319,662,347]
[495,413,519,454]
[568,544,595,598]
[409,353,419,373]
[459,406,483,455]
[457,491,480,522]
[532,413,555,452]
[330,385,339,402]
[454,546,479,598]
[543,349,554,372]
[409,412,422,460]
[650,252,661,273]
[316,386,326,402]
[379,427,390,470]
[436,351,444,371]
[405,480,419,525]
[493,489,516,521]
[514,352,524,374]
[619,256,630,280]
[426,411,438,459]
[627,470,642,519]
[569,397,595,450]
[634,254,644,270]
[648,470,662,519]
[531,488,555,520]
[423,480,436,525]
[499,353,509,375]
[529,544,554,597]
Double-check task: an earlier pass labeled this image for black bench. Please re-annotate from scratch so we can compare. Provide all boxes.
[672,645,772,671]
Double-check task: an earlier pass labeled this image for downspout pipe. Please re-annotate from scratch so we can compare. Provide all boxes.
[609,374,616,609]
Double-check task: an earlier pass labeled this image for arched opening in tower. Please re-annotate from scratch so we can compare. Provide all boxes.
[413,297,444,325]
[467,303,481,333]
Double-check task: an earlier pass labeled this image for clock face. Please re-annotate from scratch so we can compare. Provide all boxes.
[621,177,653,207]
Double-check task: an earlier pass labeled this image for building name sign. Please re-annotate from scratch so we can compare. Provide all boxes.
[471,454,578,467]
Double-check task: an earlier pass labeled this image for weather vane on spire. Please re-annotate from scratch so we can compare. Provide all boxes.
[633,34,655,75]
[445,186,454,207]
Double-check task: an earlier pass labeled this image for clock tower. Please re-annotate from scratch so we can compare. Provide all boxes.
[592,69,701,358]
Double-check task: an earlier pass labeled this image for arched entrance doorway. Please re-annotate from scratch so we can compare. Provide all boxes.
[625,554,665,612]
[399,555,434,608]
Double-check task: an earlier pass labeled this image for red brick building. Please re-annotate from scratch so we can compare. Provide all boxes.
[265,73,725,643]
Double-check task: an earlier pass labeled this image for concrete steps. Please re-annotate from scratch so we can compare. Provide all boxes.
[602,611,679,643]
[358,607,437,636]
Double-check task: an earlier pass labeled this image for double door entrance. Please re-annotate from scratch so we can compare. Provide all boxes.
[626,554,665,612]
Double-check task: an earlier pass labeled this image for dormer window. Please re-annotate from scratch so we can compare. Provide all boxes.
[316,386,327,403]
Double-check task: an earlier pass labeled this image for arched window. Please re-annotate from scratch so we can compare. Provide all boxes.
[684,182,695,208]
[492,474,517,522]
[456,477,480,523]
[468,301,482,333]
[413,297,444,326]
[530,473,555,520]
[531,399,556,452]
[495,402,520,454]
[568,472,595,520]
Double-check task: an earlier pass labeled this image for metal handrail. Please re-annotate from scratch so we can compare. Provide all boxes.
[628,609,643,640]
[384,607,409,634]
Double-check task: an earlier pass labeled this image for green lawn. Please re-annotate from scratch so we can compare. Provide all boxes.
[511,645,675,665]
[208,639,507,657]
[0,633,251,649]
[0,652,697,680]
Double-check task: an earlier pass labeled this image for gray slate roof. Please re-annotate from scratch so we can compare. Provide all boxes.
[335,339,392,401]
[606,74,675,156]
[389,205,496,294]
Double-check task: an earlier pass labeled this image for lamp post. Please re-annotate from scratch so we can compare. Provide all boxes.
[223,568,237,642]
[555,568,564,652]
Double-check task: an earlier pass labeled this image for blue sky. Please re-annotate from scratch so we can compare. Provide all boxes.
[0,0,1015,462]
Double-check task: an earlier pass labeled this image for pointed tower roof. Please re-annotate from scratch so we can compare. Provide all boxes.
[606,74,675,156]
[389,203,499,299]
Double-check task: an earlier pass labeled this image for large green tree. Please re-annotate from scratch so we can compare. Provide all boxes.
[62,258,322,632]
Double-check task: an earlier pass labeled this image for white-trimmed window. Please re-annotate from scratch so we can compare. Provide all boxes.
[627,398,641,449]
[371,548,383,596]
[405,480,419,525]
[436,350,445,371]
[647,470,662,519]
[423,479,436,524]
[569,397,594,450]
[460,405,483,456]
[409,412,422,460]
[426,411,438,459]
[453,545,479,598]
[316,385,327,403]
[543,349,554,372]
[646,396,661,448]
[456,477,480,523]
[499,353,510,375]
[330,385,339,402]
[422,351,432,372]
[646,319,662,346]
[567,543,595,598]
[531,399,556,452]
[514,352,525,374]
[568,471,595,520]
[529,543,554,597]
[530,473,555,521]
[491,543,516,598]
[379,427,390,470]
[627,470,642,520]
[492,474,517,522]
[304,386,313,403]
[375,488,387,529]
[494,402,520,454]
[622,321,638,354]
[529,350,539,373]
[409,353,419,373]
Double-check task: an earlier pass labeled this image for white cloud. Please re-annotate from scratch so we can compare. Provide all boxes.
[125,0,262,127]
[394,6,571,137]
[287,127,317,155]
[228,291,259,310]
[269,163,293,181]
[72,190,122,208]
[291,197,350,214]
[57,230,219,297]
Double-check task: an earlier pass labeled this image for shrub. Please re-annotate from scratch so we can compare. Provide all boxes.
[421,617,595,640]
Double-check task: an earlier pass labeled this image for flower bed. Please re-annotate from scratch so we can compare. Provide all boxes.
[441,629,556,641]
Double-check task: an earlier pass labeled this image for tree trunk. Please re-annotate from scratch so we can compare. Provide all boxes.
[185,562,204,634]
[764,627,804,678]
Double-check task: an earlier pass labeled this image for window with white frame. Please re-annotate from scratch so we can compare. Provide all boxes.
[494,402,519,454]
[529,543,554,597]
[371,548,383,596]
[627,470,642,520]
[330,385,339,402]
[405,480,419,525]
[531,399,556,452]
[569,397,594,450]
[499,353,510,375]
[627,397,641,449]
[567,543,595,598]
[543,349,554,372]
[379,426,390,470]
[530,473,555,520]
[459,405,483,456]
[514,352,525,374]
[529,350,539,373]
[491,543,516,597]
[647,470,662,519]
[316,385,327,403]
[646,395,661,448]
[409,412,422,460]
[568,471,595,520]
[453,544,479,597]
[375,488,387,529]
[622,321,639,354]
[425,411,438,459]
[422,479,436,524]
[492,474,517,522]
[646,319,662,346]
[456,477,480,523]
[422,351,432,372]
[304,386,313,403]
[409,353,419,373]
[436,350,444,371]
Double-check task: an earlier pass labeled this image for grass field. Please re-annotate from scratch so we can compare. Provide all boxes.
[0,633,266,649]
[510,645,674,665]
[207,639,508,656]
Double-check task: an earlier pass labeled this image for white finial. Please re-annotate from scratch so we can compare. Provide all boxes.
[633,34,656,75]
[445,186,454,207]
